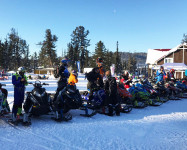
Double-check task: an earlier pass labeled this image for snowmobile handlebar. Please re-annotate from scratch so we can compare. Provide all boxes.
[28,81,49,87]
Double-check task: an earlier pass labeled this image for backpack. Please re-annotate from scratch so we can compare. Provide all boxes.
[109,77,117,95]
[54,66,59,78]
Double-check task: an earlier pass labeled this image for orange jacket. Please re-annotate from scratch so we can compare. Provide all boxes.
[68,73,78,85]
[97,63,105,78]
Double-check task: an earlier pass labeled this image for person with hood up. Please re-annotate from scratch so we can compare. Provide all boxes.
[156,66,166,84]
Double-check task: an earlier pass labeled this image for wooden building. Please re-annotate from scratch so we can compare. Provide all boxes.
[146,43,187,79]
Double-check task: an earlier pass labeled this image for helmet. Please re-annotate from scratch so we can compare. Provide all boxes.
[61,57,70,64]
[18,67,25,73]
[96,57,103,64]
[61,57,70,67]
[170,69,175,73]
[72,70,78,76]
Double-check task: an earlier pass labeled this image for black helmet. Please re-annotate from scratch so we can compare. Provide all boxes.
[96,57,103,63]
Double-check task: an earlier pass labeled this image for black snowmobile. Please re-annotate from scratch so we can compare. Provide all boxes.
[52,84,97,122]
[153,82,170,103]
[22,81,54,125]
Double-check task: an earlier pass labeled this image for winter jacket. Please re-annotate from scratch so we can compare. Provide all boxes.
[98,65,105,78]
[120,78,131,89]
[86,68,104,90]
[104,75,119,105]
[12,73,28,105]
[58,64,70,82]
[156,70,166,83]
[104,76,117,94]
[68,73,78,85]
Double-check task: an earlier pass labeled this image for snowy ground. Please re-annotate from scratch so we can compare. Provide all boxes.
[0,75,187,150]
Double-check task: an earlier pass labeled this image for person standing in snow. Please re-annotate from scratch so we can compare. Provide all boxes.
[104,71,120,116]
[10,67,28,124]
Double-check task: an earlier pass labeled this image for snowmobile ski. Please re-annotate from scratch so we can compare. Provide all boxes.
[120,104,133,113]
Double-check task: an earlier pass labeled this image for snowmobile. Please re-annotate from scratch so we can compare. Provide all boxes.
[140,79,163,106]
[165,80,182,100]
[128,82,149,109]
[153,82,170,103]
[82,86,121,116]
[0,83,10,117]
[82,88,105,110]
[117,83,133,113]
[52,84,97,122]
[23,81,54,125]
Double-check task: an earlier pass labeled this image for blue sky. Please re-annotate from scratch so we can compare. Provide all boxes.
[0,0,187,56]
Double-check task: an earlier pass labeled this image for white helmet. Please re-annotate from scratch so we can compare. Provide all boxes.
[18,67,25,73]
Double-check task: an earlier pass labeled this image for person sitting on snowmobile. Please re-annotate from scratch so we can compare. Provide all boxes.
[120,71,132,90]
[10,67,28,124]
[156,66,166,84]
[0,83,10,114]
[86,67,104,100]
[68,70,78,86]
[53,57,70,103]
[104,71,120,116]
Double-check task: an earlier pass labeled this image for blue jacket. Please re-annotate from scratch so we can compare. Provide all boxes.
[156,70,166,83]
[12,73,28,105]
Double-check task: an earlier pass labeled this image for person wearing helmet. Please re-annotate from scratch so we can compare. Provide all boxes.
[10,67,28,124]
[156,66,166,84]
[53,57,70,111]
[68,70,78,86]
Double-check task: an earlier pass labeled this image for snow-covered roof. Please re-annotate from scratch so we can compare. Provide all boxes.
[155,43,187,63]
[146,49,170,65]
[146,43,187,65]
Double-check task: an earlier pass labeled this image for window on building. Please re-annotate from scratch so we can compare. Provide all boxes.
[164,58,173,63]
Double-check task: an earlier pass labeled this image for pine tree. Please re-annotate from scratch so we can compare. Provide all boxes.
[71,26,90,72]
[182,34,187,43]
[115,41,122,75]
[38,29,58,67]
[105,50,114,70]
[67,43,75,69]
[8,28,21,70]
[92,41,107,66]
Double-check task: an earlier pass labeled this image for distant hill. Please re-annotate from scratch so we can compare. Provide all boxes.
[120,52,147,65]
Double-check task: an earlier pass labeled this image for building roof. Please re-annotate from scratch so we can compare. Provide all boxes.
[155,43,187,63]
[146,43,187,65]
[146,49,170,65]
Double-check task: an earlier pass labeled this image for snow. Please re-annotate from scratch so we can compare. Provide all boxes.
[146,49,169,65]
[0,75,187,150]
